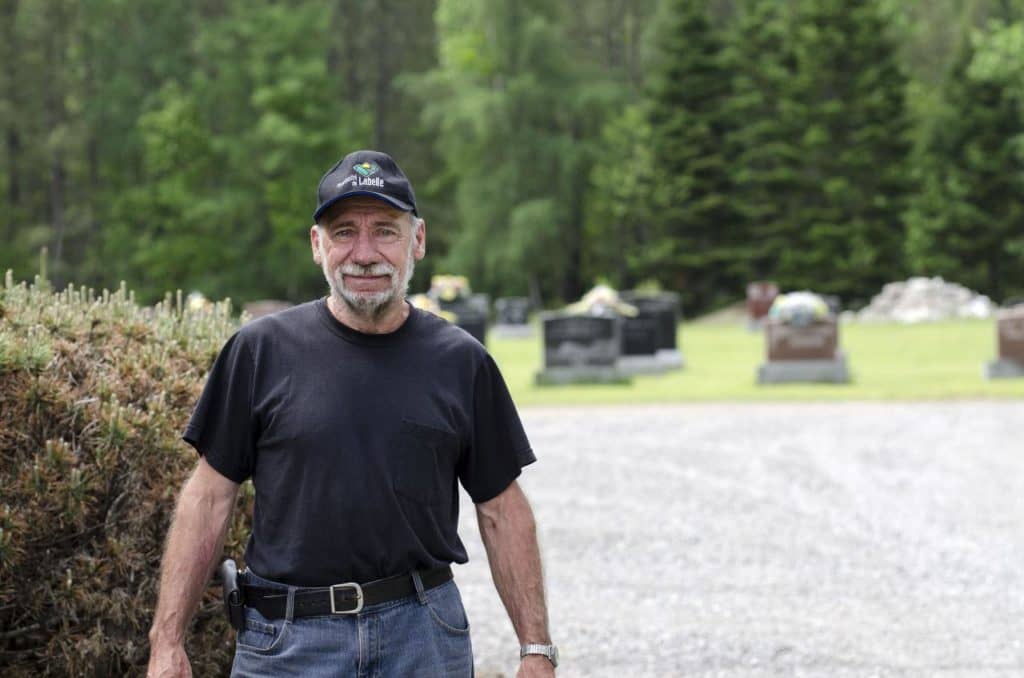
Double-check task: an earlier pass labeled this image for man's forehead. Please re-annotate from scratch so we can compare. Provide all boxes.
[321,197,409,224]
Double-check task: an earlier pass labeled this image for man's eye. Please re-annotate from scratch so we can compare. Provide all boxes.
[331,229,355,239]
[376,229,399,241]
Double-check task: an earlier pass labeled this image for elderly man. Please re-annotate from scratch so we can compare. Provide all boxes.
[147,150,557,677]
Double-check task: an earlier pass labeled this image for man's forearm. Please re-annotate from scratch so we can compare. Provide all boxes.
[476,482,550,644]
[149,461,238,647]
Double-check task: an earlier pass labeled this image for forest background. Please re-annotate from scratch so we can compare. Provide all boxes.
[2,0,1024,317]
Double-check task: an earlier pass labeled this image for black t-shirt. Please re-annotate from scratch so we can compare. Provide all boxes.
[184,299,535,586]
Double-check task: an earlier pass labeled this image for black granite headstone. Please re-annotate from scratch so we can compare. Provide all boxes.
[620,314,660,356]
[620,292,680,353]
[495,297,531,325]
[439,300,487,345]
[542,314,619,367]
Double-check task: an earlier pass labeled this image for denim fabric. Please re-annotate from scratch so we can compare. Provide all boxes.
[230,569,474,678]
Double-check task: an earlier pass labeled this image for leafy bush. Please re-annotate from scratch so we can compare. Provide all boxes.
[0,273,251,676]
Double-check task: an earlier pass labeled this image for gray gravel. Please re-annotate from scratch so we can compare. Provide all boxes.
[455,402,1024,677]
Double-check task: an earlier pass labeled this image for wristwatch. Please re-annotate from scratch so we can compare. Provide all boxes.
[520,643,559,667]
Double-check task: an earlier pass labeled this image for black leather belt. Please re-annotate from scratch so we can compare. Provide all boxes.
[241,566,453,619]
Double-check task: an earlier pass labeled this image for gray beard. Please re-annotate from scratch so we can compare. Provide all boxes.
[321,248,416,322]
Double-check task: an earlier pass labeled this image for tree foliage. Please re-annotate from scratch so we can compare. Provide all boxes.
[907,22,1024,301]
[646,0,737,312]
[1,0,1023,314]
[722,0,801,282]
[782,0,913,305]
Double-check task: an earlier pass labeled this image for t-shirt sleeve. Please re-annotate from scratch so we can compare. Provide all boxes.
[458,353,535,503]
[182,331,257,483]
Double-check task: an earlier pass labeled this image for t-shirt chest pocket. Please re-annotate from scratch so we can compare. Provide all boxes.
[392,419,460,505]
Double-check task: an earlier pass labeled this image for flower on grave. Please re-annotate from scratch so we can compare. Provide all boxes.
[563,284,638,318]
[769,291,831,326]
[428,275,471,303]
[410,293,457,323]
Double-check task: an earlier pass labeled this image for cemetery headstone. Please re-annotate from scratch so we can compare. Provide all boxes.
[468,293,490,315]
[757,292,849,384]
[985,305,1024,379]
[439,299,488,346]
[429,275,488,346]
[535,313,629,385]
[493,296,534,338]
[619,291,684,372]
[746,281,779,329]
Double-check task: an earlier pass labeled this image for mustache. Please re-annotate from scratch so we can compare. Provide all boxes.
[339,263,396,277]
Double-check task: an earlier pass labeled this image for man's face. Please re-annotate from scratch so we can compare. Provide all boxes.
[311,197,426,320]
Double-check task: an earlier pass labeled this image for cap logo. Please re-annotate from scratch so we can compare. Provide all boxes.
[354,161,381,178]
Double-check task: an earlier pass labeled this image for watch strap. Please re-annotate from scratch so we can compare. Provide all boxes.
[520,643,558,667]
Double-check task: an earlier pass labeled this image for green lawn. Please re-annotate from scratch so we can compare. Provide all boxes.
[488,319,1024,406]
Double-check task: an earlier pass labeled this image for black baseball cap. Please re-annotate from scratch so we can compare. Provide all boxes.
[313,150,418,222]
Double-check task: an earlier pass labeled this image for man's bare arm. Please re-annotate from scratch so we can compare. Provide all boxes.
[476,480,554,676]
[147,457,240,677]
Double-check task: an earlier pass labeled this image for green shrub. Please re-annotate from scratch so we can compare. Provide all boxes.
[0,272,251,676]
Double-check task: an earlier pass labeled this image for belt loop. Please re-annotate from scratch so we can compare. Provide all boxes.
[411,570,427,605]
[285,586,297,622]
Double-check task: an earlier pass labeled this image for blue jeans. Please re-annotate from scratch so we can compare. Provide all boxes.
[231,569,474,677]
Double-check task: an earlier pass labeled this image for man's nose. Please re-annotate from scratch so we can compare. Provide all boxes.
[350,231,381,264]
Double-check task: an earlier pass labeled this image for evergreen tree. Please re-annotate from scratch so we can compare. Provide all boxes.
[412,0,592,304]
[785,0,913,305]
[906,27,1024,302]
[722,0,801,282]
[584,103,656,289]
[94,0,371,303]
[647,0,737,313]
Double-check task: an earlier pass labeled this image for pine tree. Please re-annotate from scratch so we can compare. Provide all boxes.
[906,29,1024,302]
[647,0,737,313]
[786,0,913,305]
[722,0,801,282]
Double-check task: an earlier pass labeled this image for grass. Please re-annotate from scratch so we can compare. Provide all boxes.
[488,318,1024,406]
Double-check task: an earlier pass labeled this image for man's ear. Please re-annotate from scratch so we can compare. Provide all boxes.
[310,225,322,265]
[414,218,426,261]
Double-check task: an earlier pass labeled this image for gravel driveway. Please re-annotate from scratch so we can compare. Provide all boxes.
[455,402,1024,678]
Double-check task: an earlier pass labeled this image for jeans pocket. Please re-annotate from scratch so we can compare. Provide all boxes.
[392,419,459,505]
[424,582,471,635]
[236,609,288,653]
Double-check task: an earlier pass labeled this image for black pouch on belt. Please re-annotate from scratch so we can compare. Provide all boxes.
[218,558,245,631]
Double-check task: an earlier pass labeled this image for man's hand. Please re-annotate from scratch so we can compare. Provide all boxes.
[146,640,192,678]
[518,654,556,677]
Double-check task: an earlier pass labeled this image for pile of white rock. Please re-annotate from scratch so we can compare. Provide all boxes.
[853,276,995,323]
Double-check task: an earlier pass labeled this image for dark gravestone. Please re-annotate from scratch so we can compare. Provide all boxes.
[620,292,684,371]
[746,281,779,328]
[439,300,487,346]
[468,293,490,316]
[617,312,661,375]
[493,296,534,338]
[536,313,628,384]
[986,306,1024,378]
[621,314,659,355]
[758,318,849,383]
[495,297,530,325]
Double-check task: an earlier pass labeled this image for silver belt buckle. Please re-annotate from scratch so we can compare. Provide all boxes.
[329,582,364,614]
